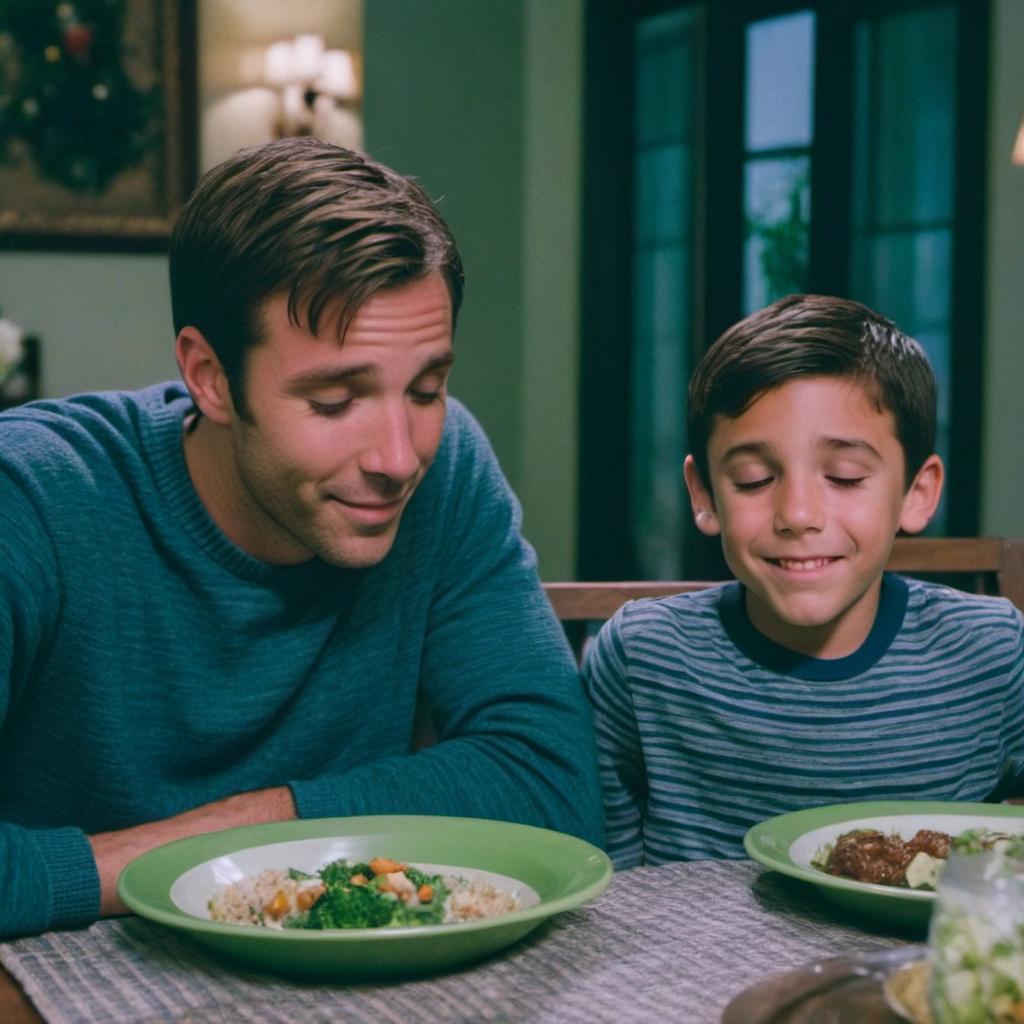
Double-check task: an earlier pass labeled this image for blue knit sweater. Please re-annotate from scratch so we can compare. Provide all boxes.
[0,383,602,939]
[583,575,1024,868]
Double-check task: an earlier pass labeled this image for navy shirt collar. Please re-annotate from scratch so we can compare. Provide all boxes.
[719,572,909,680]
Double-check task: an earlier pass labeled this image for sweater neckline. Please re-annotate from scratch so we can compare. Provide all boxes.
[140,383,347,590]
[719,572,908,680]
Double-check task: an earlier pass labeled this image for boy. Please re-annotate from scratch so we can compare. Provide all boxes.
[583,294,1024,869]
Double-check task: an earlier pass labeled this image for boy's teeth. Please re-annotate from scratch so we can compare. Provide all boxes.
[775,557,833,569]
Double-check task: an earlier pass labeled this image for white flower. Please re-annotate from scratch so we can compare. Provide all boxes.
[0,317,24,375]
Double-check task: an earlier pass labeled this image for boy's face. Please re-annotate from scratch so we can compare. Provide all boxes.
[684,376,943,658]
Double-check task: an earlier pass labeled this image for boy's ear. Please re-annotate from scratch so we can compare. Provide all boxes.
[898,454,945,534]
[683,455,721,537]
[175,327,236,427]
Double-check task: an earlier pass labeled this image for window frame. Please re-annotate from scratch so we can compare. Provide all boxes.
[579,0,990,580]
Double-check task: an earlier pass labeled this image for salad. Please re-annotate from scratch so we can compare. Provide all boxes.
[928,838,1024,1023]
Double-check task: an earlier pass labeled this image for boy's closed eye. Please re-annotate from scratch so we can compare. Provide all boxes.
[728,462,874,493]
[824,457,877,488]
[726,459,774,492]
[732,476,774,493]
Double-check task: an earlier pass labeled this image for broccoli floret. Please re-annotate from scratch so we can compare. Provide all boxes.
[300,884,395,930]
[318,859,360,888]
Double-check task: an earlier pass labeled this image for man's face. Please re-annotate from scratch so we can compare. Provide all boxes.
[221,272,454,568]
[684,375,942,657]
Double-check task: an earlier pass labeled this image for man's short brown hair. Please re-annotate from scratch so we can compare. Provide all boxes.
[169,138,464,417]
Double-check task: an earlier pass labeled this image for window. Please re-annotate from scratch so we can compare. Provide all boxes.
[580,0,988,580]
[630,8,701,579]
[743,11,814,314]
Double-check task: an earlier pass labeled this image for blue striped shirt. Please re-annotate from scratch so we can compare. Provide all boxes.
[582,574,1024,868]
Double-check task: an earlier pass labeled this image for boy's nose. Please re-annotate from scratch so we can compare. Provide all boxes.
[361,403,421,483]
[773,477,824,534]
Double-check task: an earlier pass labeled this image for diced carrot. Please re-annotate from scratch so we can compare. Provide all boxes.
[296,884,325,911]
[266,891,290,919]
[369,857,406,875]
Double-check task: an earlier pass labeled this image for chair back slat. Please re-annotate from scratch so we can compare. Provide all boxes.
[544,537,1024,623]
[1000,539,1024,613]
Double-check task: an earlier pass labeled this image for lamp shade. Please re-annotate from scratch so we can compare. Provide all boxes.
[264,40,294,87]
[291,34,325,82]
[316,50,358,100]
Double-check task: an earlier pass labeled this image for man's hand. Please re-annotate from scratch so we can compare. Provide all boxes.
[89,786,297,916]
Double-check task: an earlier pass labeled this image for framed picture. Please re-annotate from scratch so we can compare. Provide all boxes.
[0,0,196,251]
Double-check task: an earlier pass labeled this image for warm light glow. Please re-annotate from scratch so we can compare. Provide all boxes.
[291,34,325,82]
[317,50,358,100]
[260,35,362,147]
[263,40,294,87]
[1013,116,1024,166]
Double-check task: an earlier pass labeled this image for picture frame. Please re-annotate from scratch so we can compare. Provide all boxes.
[0,0,196,251]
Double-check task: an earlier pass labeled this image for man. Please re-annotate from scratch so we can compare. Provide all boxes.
[0,138,603,939]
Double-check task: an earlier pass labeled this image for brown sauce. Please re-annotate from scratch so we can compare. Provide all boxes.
[825,828,952,886]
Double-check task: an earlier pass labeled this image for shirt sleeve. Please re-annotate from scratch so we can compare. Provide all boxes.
[582,607,648,868]
[1000,603,1024,786]
[289,405,605,848]
[0,470,102,939]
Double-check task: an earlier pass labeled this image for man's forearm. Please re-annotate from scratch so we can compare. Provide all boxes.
[89,786,296,916]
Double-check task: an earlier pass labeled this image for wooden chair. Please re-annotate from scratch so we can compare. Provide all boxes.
[544,537,1024,622]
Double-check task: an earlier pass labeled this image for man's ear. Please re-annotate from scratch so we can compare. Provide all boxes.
[898,454,945,534]
[175,327,235,427]
[683,454,721,537]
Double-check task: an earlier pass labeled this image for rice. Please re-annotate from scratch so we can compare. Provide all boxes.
[209,868,321,929]
[444,878,521,922]
[209,865,521,930]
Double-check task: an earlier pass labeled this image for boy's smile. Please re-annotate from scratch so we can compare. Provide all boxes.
[685,376,943,658]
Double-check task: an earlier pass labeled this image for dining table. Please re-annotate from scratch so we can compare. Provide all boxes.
[0,858,917,1024]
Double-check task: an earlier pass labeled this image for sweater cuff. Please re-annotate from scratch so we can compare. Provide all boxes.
[32,827,101,930]
[288,778,344,820]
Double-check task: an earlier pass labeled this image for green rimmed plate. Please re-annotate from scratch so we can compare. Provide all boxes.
[744,800,1024,929]
[118,815,613,979]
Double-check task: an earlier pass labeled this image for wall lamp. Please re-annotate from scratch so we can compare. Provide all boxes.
[263,34,360,140]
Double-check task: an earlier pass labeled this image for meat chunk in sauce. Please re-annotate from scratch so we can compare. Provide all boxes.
[905,829,952,860]
[826,829,915,886]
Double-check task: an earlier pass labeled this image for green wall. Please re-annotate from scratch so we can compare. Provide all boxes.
[363,0,583,578]
[365,0,527,495]
[0,253,175,396]
[980,0,1024,536]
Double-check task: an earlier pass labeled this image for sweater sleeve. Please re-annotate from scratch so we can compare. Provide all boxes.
[582,608,647,868]
[0,471,102,938]
[290,406,604,848]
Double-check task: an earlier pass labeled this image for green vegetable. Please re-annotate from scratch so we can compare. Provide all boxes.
[287,857,450,930]
[298,883,395,930]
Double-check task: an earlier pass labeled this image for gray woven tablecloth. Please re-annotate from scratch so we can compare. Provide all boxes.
[0,860,910,1024]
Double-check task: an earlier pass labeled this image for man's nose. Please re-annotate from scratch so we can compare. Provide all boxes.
[773,475,824,534]
[361,402,421,483]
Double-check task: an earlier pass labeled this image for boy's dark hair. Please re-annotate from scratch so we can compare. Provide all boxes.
[687,294,937,488]
[169,137,464,418]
